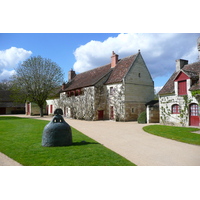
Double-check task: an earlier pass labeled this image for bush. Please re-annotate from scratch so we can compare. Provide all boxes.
[137,111,147,124]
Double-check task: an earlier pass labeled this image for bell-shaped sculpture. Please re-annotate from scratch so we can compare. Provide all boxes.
[42,108,72,147]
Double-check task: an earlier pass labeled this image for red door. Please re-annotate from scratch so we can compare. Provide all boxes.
[50,105,53,114]
[189,104,199,126]
[27,102,30,115]
[98,110,104,120]
[110,106,114,120]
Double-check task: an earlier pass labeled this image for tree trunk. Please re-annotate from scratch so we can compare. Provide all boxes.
[40,105,44,117]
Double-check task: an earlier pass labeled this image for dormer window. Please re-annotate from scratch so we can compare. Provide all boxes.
[174,71,189,96]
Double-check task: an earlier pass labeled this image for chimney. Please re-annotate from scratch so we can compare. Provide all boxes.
[62,83,66,90]
[111,51,119,68]
[68,69,76,81]
[176,59,188,72]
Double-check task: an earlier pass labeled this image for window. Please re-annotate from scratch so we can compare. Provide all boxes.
[178,80,187,95]
[172,104,180,114]
[110,87,114,95]
[190,104,198,116]
[131,108,134,113]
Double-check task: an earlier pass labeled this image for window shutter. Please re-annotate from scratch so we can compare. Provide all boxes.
[178,80,187,95]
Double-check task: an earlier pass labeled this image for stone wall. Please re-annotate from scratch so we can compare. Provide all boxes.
[124,53,154,121]
[159,94,198,126]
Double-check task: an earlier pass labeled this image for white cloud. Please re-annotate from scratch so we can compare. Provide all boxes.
[0,69,16,81]
[0,47,32,81]
[155,86,163,94]
[73,33,200,79]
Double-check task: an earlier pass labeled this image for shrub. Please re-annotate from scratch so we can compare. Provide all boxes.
[137,111,147,124]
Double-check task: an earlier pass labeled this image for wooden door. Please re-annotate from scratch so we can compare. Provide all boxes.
[0,107,6,114]
[98,110,104,120]
[189,103,199,126]
[27,102,30,115]
[110,106,114,120]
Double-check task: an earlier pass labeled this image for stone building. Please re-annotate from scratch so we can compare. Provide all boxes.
[158,37,200,126]
[49,51,154,121]
[0,90,25,114]
[158,60,200,126]
[146,100,159,123]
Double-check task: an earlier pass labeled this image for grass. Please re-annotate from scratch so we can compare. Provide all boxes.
[0,116,135,166]
[143,125,200,145]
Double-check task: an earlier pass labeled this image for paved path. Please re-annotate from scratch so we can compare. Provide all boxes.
[66,119,200,166]
[1,115,200,166]
[0,152,22,166]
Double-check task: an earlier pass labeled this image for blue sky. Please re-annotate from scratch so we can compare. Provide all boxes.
[0,33,199,93]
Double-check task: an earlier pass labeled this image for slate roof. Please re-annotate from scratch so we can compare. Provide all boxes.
[0,90,24,107]
[158,61,200,95]
[63,53,138,91]
[64,64,112,91]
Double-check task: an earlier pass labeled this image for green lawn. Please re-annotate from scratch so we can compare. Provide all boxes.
[143,125,200,145]
[0,116,135,166]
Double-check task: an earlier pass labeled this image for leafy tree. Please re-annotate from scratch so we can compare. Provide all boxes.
[0,79,12,91]
[10,56,64,117]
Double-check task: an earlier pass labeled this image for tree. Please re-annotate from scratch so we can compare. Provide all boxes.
[0,79,11,91]
[0,79,11,100]
[10,56,64,117]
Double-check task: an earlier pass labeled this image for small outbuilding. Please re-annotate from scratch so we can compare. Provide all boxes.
[146,100,159,123]
[0,90,25,114]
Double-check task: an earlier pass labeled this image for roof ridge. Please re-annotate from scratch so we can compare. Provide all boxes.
[75,63,111,76]
[184,60,200,66]
[74,53,139,76]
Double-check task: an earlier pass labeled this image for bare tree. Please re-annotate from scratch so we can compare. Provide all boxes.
[10,56,64,117]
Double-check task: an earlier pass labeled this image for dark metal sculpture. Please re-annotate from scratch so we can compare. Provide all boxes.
[42,108,72,147]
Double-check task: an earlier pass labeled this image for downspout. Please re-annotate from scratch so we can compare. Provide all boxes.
[122,78,126,121]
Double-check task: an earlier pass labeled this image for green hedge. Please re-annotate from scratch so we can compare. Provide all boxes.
[137,111,147,124]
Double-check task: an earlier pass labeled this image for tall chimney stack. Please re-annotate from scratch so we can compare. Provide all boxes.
[62,83,66,90]
[68,69,76,82]
[111,51,119,68]
[176,59,188,72]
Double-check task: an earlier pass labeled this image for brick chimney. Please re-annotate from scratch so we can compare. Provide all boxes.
[68,69,76,81]
[62,83,66,90]
[176,59,188,72]
[111,51,119,68]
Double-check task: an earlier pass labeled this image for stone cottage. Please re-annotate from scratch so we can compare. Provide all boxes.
[158,38,200,126]
[50,51,154,121]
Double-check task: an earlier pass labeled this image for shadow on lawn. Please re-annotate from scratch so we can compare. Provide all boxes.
[72,141,99,146]
[0,116,29,120]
